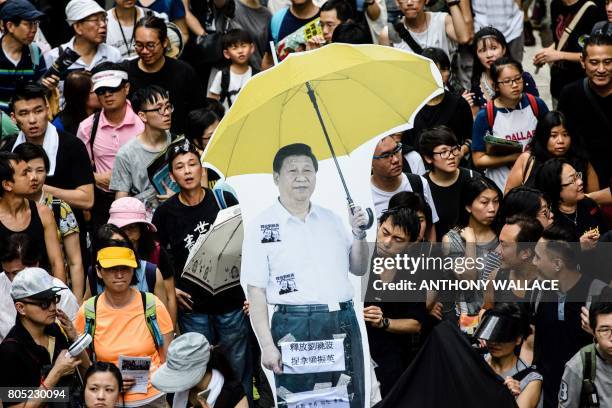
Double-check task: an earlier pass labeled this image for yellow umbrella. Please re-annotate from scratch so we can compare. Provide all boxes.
[203,43,443,226]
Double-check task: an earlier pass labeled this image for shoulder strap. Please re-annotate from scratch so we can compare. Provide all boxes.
[144,261,157,293]
[526,93,539,117]
[393,21,423,55]
[270,8,289,44]
[580,343,599,407]
[87,265,98,296]
[83,295,99,358]
[219,67,231,104]
[486,101,495,131]
[406,173,424,198]
[556,1,596,52]
[512,366,537,382]
[89,111,102,169]
[141,291,164,349]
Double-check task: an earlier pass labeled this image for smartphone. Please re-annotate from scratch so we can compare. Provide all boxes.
[197,389,210,402]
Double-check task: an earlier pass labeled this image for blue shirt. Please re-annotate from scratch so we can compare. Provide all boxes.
[138,0,185,20]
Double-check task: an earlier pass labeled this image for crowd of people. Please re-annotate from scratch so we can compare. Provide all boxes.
[0,0,610,407]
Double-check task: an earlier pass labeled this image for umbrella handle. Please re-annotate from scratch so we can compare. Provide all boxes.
[348,199,375,231]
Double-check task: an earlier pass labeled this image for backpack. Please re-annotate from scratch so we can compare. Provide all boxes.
[219,65,259,108]
[83,291,164,360]
[579,343,600,407]
[406,173,424,198]
[486,93,539,132]
[87,261,157,297]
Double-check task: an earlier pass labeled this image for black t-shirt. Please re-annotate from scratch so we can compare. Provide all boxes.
[557,79,612,188]
[531,273,599,408]
[152,188,244,314]
[126,58,205,135]
[549,0,605,98]
[0,320,73,407]
[552,197,607,241]
[403,91,473,147]
[424,168,473,241]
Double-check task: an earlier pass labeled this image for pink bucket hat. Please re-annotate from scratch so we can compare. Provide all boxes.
[108,197,157,232]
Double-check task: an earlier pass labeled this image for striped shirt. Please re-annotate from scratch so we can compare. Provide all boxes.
[0,39,47,113]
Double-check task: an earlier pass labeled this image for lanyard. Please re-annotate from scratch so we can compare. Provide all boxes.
[114,8,138,57]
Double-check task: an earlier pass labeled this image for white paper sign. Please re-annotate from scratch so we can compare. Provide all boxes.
[281,338,345,374]
[285,385,350,408]
[118,355,151,394]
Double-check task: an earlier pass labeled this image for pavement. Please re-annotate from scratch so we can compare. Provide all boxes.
[523,32,553,108]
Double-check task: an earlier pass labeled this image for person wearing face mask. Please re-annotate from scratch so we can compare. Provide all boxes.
[505,111,598,194]
[0,267,90,407]
[475,303,543,408]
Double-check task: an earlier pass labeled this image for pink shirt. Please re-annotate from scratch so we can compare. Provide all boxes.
[77,101,144,175]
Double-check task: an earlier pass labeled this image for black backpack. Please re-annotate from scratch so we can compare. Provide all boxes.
[219,65,259,108]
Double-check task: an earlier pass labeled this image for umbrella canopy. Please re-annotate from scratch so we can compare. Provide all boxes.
[203,43,443,178]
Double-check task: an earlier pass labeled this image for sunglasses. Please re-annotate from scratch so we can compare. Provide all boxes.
[19,294,61,310]
[94,85,124,96]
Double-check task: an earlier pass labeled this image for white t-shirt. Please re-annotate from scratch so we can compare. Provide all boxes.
[472,0,523,43]
[106,7,165,60]
[405,151,426,176]
[371,172,440,222]
[209,66,253,111]
[0,272,80,342]
[392,12,457,60]
[241,199,354,305]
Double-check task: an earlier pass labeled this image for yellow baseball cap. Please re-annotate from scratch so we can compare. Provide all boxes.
[97,247,138,269]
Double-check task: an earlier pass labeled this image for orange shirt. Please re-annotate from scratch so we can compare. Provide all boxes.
[74,289,173,406]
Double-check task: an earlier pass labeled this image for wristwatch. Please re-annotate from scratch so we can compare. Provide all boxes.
[381,317,390,330]
[446,0,461,7]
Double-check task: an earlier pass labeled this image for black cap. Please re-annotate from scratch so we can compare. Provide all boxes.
[0,0,45,22]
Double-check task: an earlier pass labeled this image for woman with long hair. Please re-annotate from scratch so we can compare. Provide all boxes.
[51,71,99,135]
[471,57,548,192]
[464,27,539,117]
[443,176,502,332]
[505,111,598,193]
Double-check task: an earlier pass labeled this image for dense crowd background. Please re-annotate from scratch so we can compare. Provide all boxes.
[0,0,610,407]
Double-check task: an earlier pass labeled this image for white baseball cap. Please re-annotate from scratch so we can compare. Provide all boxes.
[65,0,105,25]
[10,267,65,301]
[92,70,129,91]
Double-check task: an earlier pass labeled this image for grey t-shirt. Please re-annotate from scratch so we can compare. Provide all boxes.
[559,347,612,408]
[233,0,272,69]
[499,358,543,408]
[109,133,171,212]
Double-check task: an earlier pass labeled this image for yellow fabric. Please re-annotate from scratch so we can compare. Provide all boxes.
[97,246,138,268]
[203,43,443,178]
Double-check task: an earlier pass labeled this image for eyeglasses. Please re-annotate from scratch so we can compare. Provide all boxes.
[432,145,461,159]
[497,76,523,86]
[596,327,612,338]
[81,15,108,25]
[141,103,174,115]
[561,172,582,187]
[134,41,161,52]
[94,85,124,96]
[538,204,552,218]
[19,295,61,310]
[373,142,402,160]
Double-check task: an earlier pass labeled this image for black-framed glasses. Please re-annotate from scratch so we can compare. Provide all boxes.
[596,327,612,338]
[432,145,461,159]
[497,76,523,86]
[561,172,582,187]
[373,142,402,160]
[19,295,61,310]
[134,41,161,52]
[94,85,124,96]
[141,103,174,115]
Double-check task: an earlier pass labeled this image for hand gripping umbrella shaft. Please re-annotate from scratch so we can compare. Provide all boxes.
[305,81,374,230]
